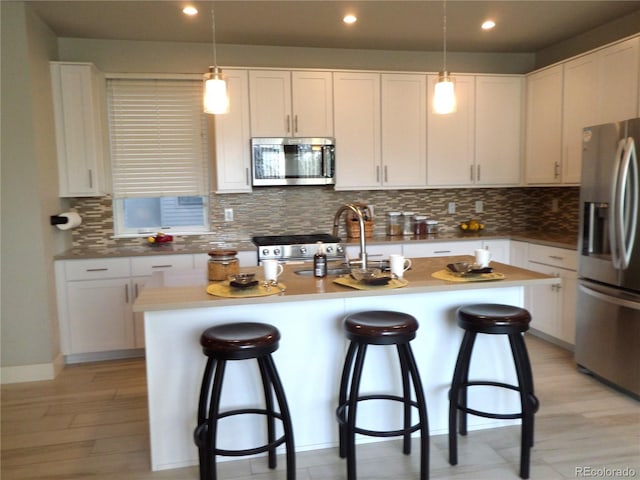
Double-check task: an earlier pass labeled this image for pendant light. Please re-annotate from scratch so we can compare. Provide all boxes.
[203,5,229,114]
[433,0,456,114]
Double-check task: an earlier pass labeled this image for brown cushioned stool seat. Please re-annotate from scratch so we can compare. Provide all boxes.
[194,322,295,480]
[336,310,429,480]
[449,304,539,479]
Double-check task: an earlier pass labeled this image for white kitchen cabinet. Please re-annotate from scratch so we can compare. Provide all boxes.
[334,72,381,189]
[475,76,523,186]
[427,75,476,186]
[380,73,427,188]
[598,36,639,124]
[402,240,482,258]
[509,240,529,268]
[50,62,108,197]
[525,244,577,346]
[211,69,252,193]
[56,258,133,357]
[346,242,403,263]
[249,70,333,137]
[562,54,598,184]
[481,239,510,264]
[524,64,563,184]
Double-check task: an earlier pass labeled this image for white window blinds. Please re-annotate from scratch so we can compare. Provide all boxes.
[107,78,208,197]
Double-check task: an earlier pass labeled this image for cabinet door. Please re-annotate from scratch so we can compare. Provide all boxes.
[562,54,598,184]
[509,241,529,268]
[475,76,522,185]
[482,239,510,264]
[291,71,333,137]
[50,62,107,197]
[66,278,133,354]
[334,72,381,189]
[249,70,292,137]
[381,74,427,188]
[558,269,578,345]
[525,65,563,184]
[212,69,252,193]
[427,75,475,186]
[598,37,640,124]
[525,263,561,338]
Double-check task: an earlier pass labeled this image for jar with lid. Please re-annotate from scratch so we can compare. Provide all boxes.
[387,212,402,236]
[207,249,240,281]
[402,212,415,236]
[414,215,428,236]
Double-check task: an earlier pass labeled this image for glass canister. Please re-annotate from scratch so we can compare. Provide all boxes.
[387,212,402,236]
[414,215,428,236]
[208,249,240,281]
[402,211,415,236]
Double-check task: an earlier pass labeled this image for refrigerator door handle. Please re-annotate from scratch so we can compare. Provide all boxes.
[610,139,627,269]
[617,137,638,269]
[579,283,640,311]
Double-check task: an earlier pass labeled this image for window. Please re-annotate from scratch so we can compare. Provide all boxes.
[107,77,210,236]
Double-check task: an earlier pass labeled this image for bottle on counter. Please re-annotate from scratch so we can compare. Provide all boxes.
[387,211,402,236]
[314,241,327,278]
[402,211,415,236]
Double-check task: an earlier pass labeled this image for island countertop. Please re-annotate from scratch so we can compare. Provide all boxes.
[134,255,558,312]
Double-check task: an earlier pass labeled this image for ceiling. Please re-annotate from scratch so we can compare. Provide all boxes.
[28,1,640,54]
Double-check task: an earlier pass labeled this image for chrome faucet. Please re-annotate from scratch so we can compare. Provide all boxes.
[333,203,368,269]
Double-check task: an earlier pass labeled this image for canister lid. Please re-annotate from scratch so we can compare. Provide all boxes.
[414,215,427,220]
[402,211,415,216]
[388,211,401,216]
[208,249,238,259]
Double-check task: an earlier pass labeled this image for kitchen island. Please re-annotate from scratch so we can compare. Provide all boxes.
[134,256,557,472]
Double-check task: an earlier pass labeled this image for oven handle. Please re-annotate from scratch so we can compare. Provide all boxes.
[579,283,640,310]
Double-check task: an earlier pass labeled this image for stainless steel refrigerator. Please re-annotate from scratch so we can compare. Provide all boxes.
[576,117,640,399]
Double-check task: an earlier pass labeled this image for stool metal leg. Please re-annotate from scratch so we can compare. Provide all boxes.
[399,343,430,480]
[257,356,277,469]
[263,354,296,480]
[346,343,368,480]
[396,344,413,455]
[508,333,537,480]
[337,342,358,459]
[448,330,476,466]
[196,358,216,480]
[206,359,227,480]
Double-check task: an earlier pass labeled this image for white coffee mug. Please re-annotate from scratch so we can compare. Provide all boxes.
[389,254,412,278]
[262,259,284,282]
[474,248,491,268]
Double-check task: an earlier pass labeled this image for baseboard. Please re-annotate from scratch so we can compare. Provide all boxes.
[1,353,64,384]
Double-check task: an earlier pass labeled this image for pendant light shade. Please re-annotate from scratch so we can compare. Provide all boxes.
[203,5,229,114]
[204,66,229,114]
[433,0,456,114]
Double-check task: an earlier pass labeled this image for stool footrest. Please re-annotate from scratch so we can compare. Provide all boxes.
[194,408,287,457]
[336,394,424,438]
[451,381,539,420]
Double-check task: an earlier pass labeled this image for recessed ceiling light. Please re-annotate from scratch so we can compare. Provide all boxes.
[481,20,496,30]
[183,6,198,16]
[343,14,357,24]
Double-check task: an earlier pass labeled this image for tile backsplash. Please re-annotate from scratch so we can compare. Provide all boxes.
[69,186,579,248]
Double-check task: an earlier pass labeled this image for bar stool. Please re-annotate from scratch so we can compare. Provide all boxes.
[336,310,429,480]
[193,322,295,480]
[448,304,539,479]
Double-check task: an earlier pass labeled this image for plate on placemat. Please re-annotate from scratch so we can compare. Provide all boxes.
[334,276,408,290]
[206,281,286,298]
[432,269,505,283]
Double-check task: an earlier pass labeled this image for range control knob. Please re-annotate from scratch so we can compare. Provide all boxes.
[262,248,270,256]
[326,246,334,253]
[300,246,307,254]
[273,248,281,256]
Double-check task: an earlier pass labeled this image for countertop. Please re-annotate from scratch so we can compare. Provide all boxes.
[55,230,577,260]
[133,255,557,312]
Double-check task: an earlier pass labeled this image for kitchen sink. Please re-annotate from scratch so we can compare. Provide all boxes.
[294,267,351,276]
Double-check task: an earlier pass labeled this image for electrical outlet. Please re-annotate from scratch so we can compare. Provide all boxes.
[475,200,484,213]
[551,198,559,213]
[368,205,375,217]
[224,208,234,222]
[448,202,456,214]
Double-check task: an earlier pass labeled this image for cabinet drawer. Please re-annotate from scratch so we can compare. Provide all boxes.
[528,244,577,270]
[64,258,131,281]
[131,254,194,276]
[403,240,482,258]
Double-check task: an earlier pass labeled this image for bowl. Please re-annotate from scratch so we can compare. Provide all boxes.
[350,267,382,281]
[228,272,255,284]
[446,262,473,274]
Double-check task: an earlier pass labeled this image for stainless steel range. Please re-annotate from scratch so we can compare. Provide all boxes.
[252,234,345,264]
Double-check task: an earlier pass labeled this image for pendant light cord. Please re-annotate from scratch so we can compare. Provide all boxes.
[442,0,447,73]
[211,7,218,69]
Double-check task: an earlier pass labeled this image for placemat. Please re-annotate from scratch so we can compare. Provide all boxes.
[333,276,409,290]
[206,281,286,298]
[431,269,505,282]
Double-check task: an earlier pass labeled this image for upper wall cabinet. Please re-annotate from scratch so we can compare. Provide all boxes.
[524,64,563,185]
[211,69,252,193]
[50,62,108,197]
[598,37,639,124]
[249,70,333,137]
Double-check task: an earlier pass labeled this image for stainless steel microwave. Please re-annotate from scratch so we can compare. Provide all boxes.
[251,137,335,186]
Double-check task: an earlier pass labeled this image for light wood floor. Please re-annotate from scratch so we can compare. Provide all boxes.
[2,335,639,480]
